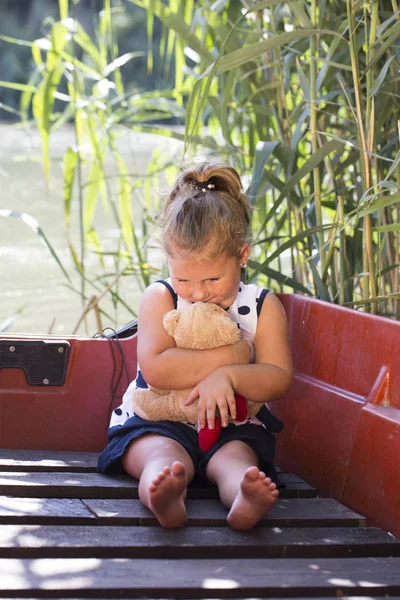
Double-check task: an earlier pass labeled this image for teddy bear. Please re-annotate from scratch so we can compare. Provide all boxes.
[131,301,261,452]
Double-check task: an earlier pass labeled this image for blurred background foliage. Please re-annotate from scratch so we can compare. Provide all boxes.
[1,0,400,333]
[0,0,166,116]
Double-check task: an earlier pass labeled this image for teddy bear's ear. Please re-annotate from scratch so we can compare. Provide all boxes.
[163,309,181,337]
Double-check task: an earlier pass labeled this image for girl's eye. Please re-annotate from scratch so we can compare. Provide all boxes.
[209,278,220,282]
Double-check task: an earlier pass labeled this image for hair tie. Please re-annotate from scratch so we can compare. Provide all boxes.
[195,177,217,193]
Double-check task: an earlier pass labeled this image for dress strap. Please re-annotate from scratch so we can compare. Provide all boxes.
[256,288,269,317]
[155,280,178,308]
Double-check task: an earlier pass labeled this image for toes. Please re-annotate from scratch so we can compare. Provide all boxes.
[262,477,275,488]
[171,461,185,477]
[244,466,260,482]
[151,470,167,488]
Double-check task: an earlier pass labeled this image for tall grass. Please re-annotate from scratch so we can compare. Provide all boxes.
[142,0,400,317]
[1,0,399,330]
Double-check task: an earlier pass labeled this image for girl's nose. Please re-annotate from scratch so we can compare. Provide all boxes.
[192,285,208,300]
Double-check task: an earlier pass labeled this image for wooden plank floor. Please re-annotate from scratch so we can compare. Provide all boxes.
[0,450,399,598]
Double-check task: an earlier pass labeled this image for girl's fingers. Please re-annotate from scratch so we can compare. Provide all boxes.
[198,394,236,429]
[198,402,207,430]
[206,405,216,430]
[217,400,229,428]
[226,392,237,420]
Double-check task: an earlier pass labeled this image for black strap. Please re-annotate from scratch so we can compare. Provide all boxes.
[155,280,178,308]
[256,288,269,317]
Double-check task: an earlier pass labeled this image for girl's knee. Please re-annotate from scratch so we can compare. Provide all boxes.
[205,440,259,480]
[122,434,194,478]
[212,440,259,462]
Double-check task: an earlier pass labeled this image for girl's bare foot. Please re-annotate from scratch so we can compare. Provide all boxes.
[148,461,188,528]
[227,466,279,530]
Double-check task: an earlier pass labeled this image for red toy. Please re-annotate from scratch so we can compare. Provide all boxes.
[198,394,248,452]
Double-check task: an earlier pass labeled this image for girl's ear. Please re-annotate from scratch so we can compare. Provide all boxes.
[239,242,250,265]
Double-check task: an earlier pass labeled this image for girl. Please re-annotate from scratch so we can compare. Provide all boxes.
[98,161,293,530]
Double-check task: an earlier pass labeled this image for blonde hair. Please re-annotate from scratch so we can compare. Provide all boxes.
[161,161,250,259]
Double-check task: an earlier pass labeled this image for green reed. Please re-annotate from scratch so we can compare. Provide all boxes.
[142,0,400,318]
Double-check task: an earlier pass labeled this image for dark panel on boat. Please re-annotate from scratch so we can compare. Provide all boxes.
[0,340,70,386]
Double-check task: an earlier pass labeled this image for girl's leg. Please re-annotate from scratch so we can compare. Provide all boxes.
[205,440,279,530]
[122,433,195,528]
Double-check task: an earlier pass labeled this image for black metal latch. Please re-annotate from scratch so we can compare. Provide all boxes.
[0,340,70,386]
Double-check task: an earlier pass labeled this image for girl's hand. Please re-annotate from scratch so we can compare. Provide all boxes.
[185,368,236,430]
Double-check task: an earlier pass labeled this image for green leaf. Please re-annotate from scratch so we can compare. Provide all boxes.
[63,147,78,228]
[59,0,69,20]
[125,124,219,149]
[248,141,280,206]
[247,260,312,295]
[215,29,343,75]
[369,55,395,97]
[254,223,335,265]
[0,102,20,116]
[262,139,344,228]
[210,0,229,12]
[357,193,400,218]
[0,34,32,47]
[376,10,400,37]
[346,293,400,308]
[296,57,310,102]
[374,224,400,233]
[308,259,331,302]
[87,228,106,270]
[32,63,65,180]
[47,22,68,72]
[104,52,146,77]
[72,22,104,70]
[0,81,37,93]
[290,3,313,28]
[31,42,43,67]
[83,161,105,234]
[366,20,400,71]
[127,0,214,62]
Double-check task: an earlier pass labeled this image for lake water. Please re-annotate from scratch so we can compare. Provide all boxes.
[0,123,183,336]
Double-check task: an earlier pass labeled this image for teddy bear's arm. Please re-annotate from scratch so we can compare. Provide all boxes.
[131,387,198,424]
[246,400,264,417]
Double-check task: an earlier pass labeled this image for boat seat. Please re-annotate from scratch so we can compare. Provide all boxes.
[0,449,400,597]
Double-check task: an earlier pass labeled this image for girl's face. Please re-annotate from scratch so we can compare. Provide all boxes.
[168,244,250,309]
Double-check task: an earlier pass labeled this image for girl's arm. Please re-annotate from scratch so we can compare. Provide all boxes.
[185,293,293,429]
[225,292,293,402]
[137,282,250,389]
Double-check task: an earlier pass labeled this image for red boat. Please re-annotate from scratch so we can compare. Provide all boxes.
[1,292,399,538]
